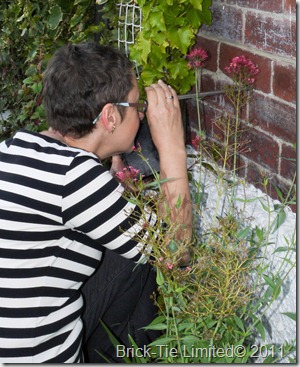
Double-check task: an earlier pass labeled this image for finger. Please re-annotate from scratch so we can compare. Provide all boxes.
[166,84,179,107]
[145,85,159,104]
[151,81,169,102]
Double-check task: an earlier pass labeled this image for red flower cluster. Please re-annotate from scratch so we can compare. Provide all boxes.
[186,47,208,69]
[115,166,141,182]
[225,55,259,85]
[191,134,203,150]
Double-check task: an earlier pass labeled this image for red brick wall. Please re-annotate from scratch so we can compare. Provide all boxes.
[186,0,296,208]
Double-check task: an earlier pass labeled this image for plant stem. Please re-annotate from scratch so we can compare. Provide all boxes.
[195,68,202,134]
[232,88,241,180]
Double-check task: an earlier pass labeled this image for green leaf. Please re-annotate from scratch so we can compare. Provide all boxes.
[175,194,182,209]
[237,226,251,239]
[133,33,151,64]
[255,319,266,341]
[233,315,245,332]
[190,0,203,11]
[271,208,286,233]
[168,239,177,253]
[273,246,295,254]
[156,268,164,286]
[281,312,296,321]
[149,11,166,31]
[262,274,276,288]
[259,199,271,213]
[32,82,43,94]
[47,5,62,30]
[182,335,201,346]
[99,320,132,363]
[144,322,167,331]
[167,26,194,54]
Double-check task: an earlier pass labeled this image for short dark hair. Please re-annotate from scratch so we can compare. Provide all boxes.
[43,42,134,138]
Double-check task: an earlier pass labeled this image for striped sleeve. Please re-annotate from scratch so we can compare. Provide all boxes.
[62,154,156,262]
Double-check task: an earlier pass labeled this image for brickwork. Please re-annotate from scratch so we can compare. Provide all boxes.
[186,0,296,209]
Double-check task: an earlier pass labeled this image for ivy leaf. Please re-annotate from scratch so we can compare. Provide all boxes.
[190,0,203,11]
[131,33,151,64]
[168,59,189,80]
[149,11,166,31]
[47,5,62,30]
[167,26,194,54]
[198,0,213,24]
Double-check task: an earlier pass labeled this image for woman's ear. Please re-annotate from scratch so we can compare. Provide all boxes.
[99,104,119,134]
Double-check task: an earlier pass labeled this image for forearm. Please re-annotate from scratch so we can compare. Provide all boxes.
[158,148,192,243]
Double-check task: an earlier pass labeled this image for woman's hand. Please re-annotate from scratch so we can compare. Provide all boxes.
[145,80,192,247]
[145,80,185,156]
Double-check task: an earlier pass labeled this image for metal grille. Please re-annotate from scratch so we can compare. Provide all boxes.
[116,1,142,78]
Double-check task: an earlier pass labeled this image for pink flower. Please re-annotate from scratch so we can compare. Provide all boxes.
[191,131,206,151]
[115,166,141,182]
[132,143,141,152]
[192,135,203,150]
[167,263,173,270]
[186,47,208,70]
[225,55,259,85]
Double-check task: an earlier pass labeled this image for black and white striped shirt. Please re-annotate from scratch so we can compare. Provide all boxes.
[0,130,155,363]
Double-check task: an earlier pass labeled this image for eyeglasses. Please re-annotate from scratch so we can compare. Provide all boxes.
[114,99,148,114]
[92,99,148,125]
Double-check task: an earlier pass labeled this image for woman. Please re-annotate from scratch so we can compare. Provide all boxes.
[0,42,192,362]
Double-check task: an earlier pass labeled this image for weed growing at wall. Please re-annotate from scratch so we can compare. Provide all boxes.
[104,55,296,363]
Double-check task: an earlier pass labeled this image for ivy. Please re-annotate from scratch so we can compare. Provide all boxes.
[128,0,212,94]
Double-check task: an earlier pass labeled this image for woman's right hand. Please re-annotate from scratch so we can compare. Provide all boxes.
[145,80,185,156]
[144,80,192,249]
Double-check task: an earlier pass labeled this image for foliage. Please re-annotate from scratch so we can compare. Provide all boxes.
[128,0,212,94]
[98,0,213,93]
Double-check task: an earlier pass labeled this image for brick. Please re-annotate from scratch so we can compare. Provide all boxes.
[229,0,283,12]
[201,73,217,93]
[249,93,296,143]
[273,62,296,103]
[242,128,280,172]
[193,36,219,72]
[284,0,296,14]
[219,43,272,93]
[280,144,296,181]
[201,4,243,43]
[245,12,296,58]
